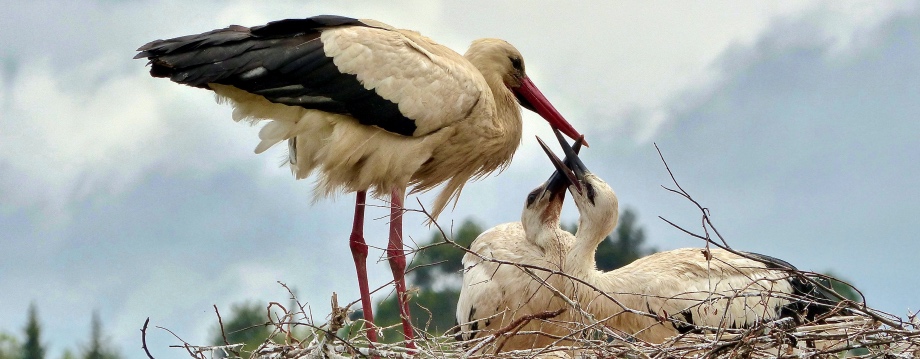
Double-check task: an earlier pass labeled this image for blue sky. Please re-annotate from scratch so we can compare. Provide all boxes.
[1,1,918,358]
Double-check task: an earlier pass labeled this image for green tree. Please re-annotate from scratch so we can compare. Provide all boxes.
[409,219,483,290]
[21,303,45,359]
[0,331,20,359]
[564,207,656,271]
[81,311,120,359]
[374,289,462,341]
[210,302,273,357]
[596,208,656,270]
[822,271,862,303]
[373,219,483,342]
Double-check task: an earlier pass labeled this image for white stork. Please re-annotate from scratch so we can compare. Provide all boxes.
[549,133,845,344]
[455,138,584,352]
[135,15,583,346]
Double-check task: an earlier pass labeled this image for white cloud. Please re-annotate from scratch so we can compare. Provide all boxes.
[805,1,919,54]
[439,1,917,143]
[0,54,272,232]
[0,60,161,218]
[4,3,920,359]
[432,2,827,141]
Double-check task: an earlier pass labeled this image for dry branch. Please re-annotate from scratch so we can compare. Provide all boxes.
[145,147,920,359]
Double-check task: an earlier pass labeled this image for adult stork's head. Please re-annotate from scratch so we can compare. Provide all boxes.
[465,39,583,144]
[547,129,619,247]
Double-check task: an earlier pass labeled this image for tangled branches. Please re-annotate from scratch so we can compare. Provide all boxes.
[142,147,920,358]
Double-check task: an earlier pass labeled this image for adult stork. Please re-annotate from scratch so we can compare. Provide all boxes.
[548,132,845,344]
[455,138,583,352]
[134,15,583,346]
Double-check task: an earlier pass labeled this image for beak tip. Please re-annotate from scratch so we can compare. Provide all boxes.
[575,134,588,148]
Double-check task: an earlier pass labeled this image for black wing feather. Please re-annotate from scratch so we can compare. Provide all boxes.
[743,251,849,322]
[136,15,417,136]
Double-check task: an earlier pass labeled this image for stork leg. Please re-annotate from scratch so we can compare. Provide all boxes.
[388,187,416,349]
[349,191,378,343]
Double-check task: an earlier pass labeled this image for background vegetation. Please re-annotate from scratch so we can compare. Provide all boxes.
[2,210,860,358]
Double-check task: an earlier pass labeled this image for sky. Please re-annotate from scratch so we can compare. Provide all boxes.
[1,1,919,358]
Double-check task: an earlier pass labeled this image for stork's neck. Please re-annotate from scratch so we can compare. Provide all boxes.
[563,219,655,340]
[567,215,606,275]
[465,55,523,145]
[566,181,619,276]
[523,212,564,252]
[537,227,574,263]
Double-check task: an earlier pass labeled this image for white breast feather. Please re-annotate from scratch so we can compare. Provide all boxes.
[457,223,575,350]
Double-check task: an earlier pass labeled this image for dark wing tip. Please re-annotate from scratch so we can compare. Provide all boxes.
[742,251,799,270]
[744,251,856,321]
[250,15,362,36]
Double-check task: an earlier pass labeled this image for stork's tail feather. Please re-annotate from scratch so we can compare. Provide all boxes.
[135,25,258,88]
[744,252,854,323]
[134,16,363,89]
[782,275,855,323]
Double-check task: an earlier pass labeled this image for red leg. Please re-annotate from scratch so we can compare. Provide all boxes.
[388,187,416,349]
[349,191,377,343]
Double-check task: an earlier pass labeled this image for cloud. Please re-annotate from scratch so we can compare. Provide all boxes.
[0,52,273,234]
[3,3,920,359]
[637,4,920,312]
[432,2,835,142]
[0,60,159,214]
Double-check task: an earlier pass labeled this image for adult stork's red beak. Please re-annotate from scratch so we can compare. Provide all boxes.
[516,76,587,146]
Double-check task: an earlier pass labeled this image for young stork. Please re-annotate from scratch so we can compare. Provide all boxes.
[548,132,843,344]
[455,138,583,352]
[134,15,584,346]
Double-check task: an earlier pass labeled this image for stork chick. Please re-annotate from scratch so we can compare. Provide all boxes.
[547,130,845,344]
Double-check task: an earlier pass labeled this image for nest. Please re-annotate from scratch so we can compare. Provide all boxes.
[145,286,920,359]
[142,148,920,359]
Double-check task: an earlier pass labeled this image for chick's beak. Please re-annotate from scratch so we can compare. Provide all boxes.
[537,136,583,200]
[553,129,591,183]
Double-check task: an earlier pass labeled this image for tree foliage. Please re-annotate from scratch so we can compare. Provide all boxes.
[594,208,656,271]
[372,219,482,342]
[409,219,483,290]
[81,311,120,359]
[373,289,462,342]
[21,303,44,359]
[0,331,19,359]
[823,271,863,303]
[563,207,656,271]
[209,302,273,357]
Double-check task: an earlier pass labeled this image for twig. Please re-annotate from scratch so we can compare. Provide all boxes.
[654,143,907,331]
[495,309,566,352]
[148,191,920,359]
[213,305,232,346]
[156,325,205,359]
[140,317,156,359]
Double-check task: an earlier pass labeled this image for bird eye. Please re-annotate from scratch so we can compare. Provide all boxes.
[526,189,539,206]
[509,56,523,71]
[586,182,597,205]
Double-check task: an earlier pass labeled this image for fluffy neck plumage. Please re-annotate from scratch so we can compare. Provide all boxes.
[567,179,619,275]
